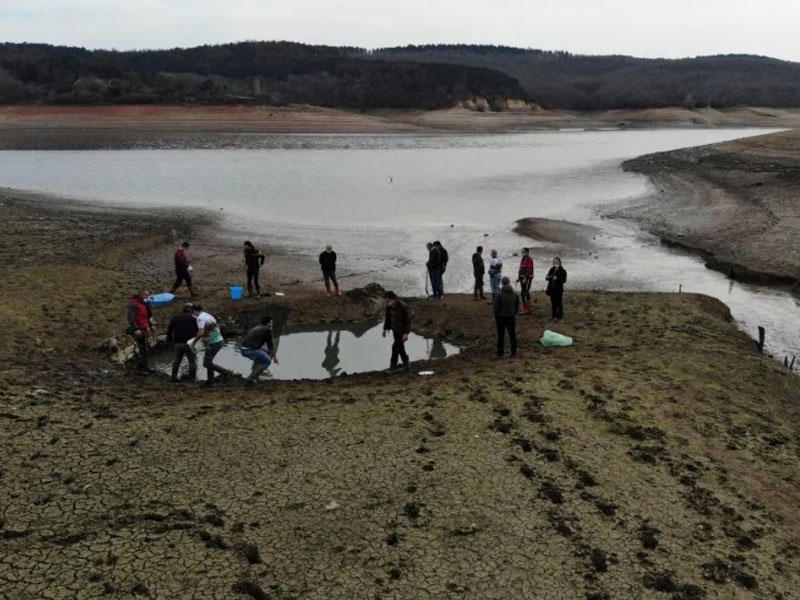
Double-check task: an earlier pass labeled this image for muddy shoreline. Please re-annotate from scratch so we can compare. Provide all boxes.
[619,130,800,295]
[2,126,800,599]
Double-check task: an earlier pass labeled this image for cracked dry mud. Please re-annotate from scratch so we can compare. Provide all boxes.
[1,192,800,599]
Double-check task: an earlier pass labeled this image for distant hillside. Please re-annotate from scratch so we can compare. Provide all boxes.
[0,42,527,109]
[2,41,800,110]
[371,45,800,110]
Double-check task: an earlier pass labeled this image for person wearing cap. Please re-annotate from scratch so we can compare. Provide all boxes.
[166,303,198,382]
[190,304,233,387]
[319,244,340,296]
[243,241,265,299]
[382,291,411,372]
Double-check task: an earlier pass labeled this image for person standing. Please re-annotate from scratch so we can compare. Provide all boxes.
[166,303,198,382]
[243,241,266,299]
[382,291,411,372]
[240,315,280,382]
[517,247,534,315]
[127,289,153,372]
[488,249,503,299]
[426,242,443,299]
[433,241,448,298]
[493,276,520,358]
[545,256,568,321]
[319,244,340,296]
[170,241,198,297]
[472,245,486,300]
[190,304,233,387]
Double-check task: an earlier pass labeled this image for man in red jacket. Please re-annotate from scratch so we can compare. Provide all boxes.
[517,247,534,315]
[127,289,153,372]
[170,241,199,297]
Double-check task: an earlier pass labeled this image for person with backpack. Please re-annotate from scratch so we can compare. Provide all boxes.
[243,241,265,299]
[425,242,443,299]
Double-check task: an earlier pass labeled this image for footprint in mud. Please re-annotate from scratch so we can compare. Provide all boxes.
[539,481,565,504]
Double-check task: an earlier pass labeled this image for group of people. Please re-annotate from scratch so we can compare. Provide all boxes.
[471,246,568,358]
[129,237,568,380]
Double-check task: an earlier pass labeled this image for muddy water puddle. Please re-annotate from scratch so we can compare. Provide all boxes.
[153,322,460,381]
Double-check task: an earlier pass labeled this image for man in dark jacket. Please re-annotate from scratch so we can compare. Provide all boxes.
[433,240,448,299]
[243,241,266,299]
[240,315,279,381]
[493,276,520,358]
[382,291,411,371]
[319,245,339,296]
[472,245,486,300]
[166,303,198,382]
[426,242,443,299]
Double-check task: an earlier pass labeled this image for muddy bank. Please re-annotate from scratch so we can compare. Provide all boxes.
[617,129,800,293]
[2,192,800,599]
[3,104,800,148]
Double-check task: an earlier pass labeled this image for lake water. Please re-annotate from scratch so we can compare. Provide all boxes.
[1,128,798,363]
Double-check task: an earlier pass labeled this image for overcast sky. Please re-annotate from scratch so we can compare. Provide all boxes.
[2,0,799,61]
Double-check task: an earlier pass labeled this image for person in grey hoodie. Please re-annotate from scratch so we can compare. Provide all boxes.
[493,276,520,358]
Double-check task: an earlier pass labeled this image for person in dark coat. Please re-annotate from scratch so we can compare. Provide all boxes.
[243,241,265,298]
[319,244,340,296]
[426,242,443,299]
[472,245,486,300]
[166,303,198,382]
[493,276,520,358]
[382,291,411,371]
[545,256,568,321]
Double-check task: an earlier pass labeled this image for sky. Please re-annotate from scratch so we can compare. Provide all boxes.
[1,0,799,62]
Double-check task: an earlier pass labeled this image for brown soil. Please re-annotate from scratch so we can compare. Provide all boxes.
[619,129,800,292]
[1,191,799,599]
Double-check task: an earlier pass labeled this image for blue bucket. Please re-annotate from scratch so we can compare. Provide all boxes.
[229,285,244,300]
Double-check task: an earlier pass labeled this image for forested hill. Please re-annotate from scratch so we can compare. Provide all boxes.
[2,41,800,110]
[372,45,800,110]
[0,42,527,109]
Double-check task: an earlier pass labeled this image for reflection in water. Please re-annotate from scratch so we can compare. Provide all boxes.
[322,330,341,377]
[153,322,460,381]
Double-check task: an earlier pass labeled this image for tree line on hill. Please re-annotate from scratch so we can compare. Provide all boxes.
[2,41,800,110]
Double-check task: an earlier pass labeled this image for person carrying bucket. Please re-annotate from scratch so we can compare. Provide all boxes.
[240,315,279,381]
[170,242,199,297]
[243,241,265,299]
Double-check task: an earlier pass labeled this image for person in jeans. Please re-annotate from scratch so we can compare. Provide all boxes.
[243,241,265,298]
[319,245,340,296]
[382,291,411,371]
[240,315,280,381]
[190,304,232,387]
[472,245,486,300]
[488,249,503,299]
[166,303,198,382]
[426,242,444,299]
[493,276,520,358]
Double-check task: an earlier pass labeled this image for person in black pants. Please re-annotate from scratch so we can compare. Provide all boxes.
[472,245,486,300]
[319,244,339,296]
[243,241,265,298]
[382,291,411,371]
[493,276,520,357]
[166,303,199,382]
[545,256,568,321]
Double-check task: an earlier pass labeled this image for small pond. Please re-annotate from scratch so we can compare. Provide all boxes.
[153,322,460,381]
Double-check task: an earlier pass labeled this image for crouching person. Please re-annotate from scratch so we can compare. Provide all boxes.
[166,303,198,382]
[240,316,280,381]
